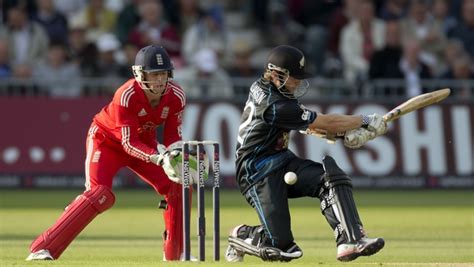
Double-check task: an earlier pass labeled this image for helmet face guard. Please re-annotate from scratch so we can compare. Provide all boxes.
[267,63,309,99]
[132,45,174,95]
[132,65,171,94]
[266,45,312,99]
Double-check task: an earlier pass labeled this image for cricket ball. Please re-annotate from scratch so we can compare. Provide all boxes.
[284,172,298,185]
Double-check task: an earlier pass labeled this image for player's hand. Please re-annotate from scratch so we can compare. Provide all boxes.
[362,113,387,136]
[150,143,209,184]
[344,128,376,149]
[150,145,182,182]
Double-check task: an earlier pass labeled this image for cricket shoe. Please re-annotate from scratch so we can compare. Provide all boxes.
[225,224,246,262]
[25,249,54,261]
[336,237,385,262]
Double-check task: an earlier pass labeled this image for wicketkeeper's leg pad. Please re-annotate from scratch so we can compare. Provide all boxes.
[228,225,302,262]
[29,185,115,259]
[319,156,363,245]
[162,182,188,261]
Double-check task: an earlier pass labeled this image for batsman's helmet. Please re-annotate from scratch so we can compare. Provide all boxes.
[132,45,174,91]
[265,45,312,98]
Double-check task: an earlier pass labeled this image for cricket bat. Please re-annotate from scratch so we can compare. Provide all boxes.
[301,88,451,142]
[382,88,451,122]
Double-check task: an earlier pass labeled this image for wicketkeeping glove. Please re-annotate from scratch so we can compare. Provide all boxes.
[150,143,209,184]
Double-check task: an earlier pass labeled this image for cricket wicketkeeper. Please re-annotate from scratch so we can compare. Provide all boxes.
[226,45,386,262]
[26,45,202,261]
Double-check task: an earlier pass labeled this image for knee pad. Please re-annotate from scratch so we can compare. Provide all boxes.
[30,185,115,259]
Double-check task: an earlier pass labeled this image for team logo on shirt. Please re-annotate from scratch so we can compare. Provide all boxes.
[138,108,147,117]
[301,110,310,121]
[139,121,157,133]
[161,107,169,119]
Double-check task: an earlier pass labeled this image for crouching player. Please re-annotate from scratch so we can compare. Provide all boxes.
[226,45,386,262]
[26,45,198,261]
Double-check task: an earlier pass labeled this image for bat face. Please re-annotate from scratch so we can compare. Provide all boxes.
[383,88,451,122]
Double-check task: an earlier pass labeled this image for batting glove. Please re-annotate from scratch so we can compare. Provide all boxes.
[344,128,376,149]
[361,113,387,136]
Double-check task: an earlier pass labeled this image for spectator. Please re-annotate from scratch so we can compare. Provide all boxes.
[182,6,230,66]
[53,0,87,19]
[32,42,81,97]
[127,0,181,59]
[400,0,447,75]
[339,0,385,83]
[263,2,305,48]
[92,33,124,95]
[431,0,458,35]
[227,40,260,96]
[438,39,466,77]
[67,15,99,78]
[448,0,474,58]
[164,0,204,35]
[32,0,69,44]
[369,20,403,80]
[326,0,359,58]
[96,33,123,78]
[379,0,409,20]
[289,0,342,74]
[0,40,12,78]
[174,48,233,99]
[325,0,359,77]
[115,0,142,44]
[442,55,473,97]
[399,39,432,97]
[9,64,37,95]
[0,6,49,65]
[70,0,117,42]
[118,42,139,78]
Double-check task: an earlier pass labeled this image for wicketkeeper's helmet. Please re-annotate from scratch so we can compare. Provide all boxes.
[132,45,174,91]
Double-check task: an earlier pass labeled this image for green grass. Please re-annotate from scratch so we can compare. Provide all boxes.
[0,189,473,266]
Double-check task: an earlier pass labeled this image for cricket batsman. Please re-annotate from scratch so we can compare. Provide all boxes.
[26,45,200,261]
[226,45,386,262]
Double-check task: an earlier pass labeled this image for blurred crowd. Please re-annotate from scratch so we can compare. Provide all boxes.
[0,0,473,98]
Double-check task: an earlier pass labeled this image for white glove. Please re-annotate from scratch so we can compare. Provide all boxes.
[344,128,376,149]
[361,113,387,136]
[150,143,209,184]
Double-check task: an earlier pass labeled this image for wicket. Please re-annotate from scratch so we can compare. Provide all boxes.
[182,140,220,261]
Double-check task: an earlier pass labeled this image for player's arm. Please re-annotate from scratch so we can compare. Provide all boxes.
[263,100,317,130]
[115,104,157,162]
[308,113,363,133]
[305,112,387,149]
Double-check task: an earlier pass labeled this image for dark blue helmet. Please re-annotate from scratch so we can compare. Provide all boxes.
[132,45,174,91]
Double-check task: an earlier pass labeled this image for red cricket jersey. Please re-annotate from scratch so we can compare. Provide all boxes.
[93,79,185,162]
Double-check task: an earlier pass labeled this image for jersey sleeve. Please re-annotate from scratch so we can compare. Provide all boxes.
[163,84,186,146]
[263,100,317,130]
[114,90,156,162]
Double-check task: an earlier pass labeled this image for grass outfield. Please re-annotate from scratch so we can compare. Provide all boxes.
[0,189,473,266]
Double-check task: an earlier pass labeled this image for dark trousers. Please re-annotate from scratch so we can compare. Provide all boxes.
[242,157,325,249]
